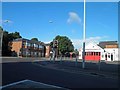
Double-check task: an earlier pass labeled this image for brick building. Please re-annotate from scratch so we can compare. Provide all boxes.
[45,44,51,58]
[99,41,119,48]
[45,43,59,58]
[10,38,45,57]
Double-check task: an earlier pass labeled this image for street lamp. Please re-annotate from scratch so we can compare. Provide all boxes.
[0,20,9,57]
[0,20,11,57]
[82,0,86,69]
[0,30,3,88]
[0,30,3,57]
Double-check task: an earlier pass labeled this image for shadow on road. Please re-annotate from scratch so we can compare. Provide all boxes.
[34,60,119,78]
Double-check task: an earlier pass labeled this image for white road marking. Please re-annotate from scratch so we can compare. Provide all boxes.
[2,79,28,88]
[1,79,68,89]
[0,86,2,90]
[25,80,67,89]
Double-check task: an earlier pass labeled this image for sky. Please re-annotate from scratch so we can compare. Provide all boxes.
[2,0,120,2]
[1,2,118,49]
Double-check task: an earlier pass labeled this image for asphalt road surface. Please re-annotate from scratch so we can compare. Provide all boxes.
[2,60,119,89]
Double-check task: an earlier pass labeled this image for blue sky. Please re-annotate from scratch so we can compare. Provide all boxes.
[2,2,118,49]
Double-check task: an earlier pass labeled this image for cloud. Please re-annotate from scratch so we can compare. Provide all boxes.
[44,40,52,44]
[67,12,81,24]
[71,36,109,50]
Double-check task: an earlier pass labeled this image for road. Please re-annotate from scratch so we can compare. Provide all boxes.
[2,58,119,89]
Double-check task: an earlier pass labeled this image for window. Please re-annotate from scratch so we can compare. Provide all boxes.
[39,45,43,49]
[99,52,101,56]
[31,43,34,47]
[22,42,26,46]
[89,52,90,55]
[96,52,98,56]
[27,43,31,47]
[91,52,93,55]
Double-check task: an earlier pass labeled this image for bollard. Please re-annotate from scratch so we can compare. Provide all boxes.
[60,55,62,64]
[50,56,52,61]
[98,60,101,70]
[75,57,78,67]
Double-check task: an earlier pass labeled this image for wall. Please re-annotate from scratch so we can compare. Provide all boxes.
[104,48,119,61]
[11,41,22,56]
[45,45,51,58]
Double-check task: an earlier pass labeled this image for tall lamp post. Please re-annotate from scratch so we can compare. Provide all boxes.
[0,29,3,88]
[82,0,86,69]
[0,30,3,57]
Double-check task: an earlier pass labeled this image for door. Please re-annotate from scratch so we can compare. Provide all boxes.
[111,54,113,61]
[105,54,107,60]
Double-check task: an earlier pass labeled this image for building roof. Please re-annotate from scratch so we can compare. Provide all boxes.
[98,41,118,48]
[12,38,26,41]
[12,38,45,46]
[79,42,104,52]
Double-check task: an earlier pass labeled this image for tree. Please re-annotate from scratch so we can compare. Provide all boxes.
[2,30,22,56]
[31,38,38,41]
[9,32,22,41]
[74,49,79,56]
[2,30,11,56]
[51,35,74,55]
[0,26,3,31]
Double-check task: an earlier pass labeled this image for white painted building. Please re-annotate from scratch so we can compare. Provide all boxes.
[79,43,104,61]
[79,41,119,61]
[102,48,119,61]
